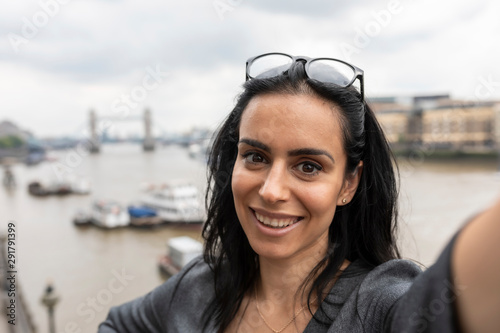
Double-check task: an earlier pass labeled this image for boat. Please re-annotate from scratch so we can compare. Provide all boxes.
[140,182,205,224]
[187,139,211,163]
[158,254,180,277]
[127,205,163,227]
[90,200,129,228]
[72,209,92,226]
[28,181,71,196]
[69,177,91,194]
[27,177,90,196]
[25,150,45,166]
[158,236,203,277]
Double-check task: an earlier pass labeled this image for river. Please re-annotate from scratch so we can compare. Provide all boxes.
[1,144,499,332]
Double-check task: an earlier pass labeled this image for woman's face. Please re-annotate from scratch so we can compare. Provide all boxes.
[231,93,360,262]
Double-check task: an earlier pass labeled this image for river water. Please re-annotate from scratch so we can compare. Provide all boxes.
[1,144,499,333]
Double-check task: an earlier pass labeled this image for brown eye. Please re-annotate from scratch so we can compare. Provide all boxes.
[251,154,264,163]
[302,164,315,173]
[297,162,322,174]
[243,152,266,164]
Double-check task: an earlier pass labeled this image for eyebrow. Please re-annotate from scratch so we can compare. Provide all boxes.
[238,138,335,163]
[290,148,335,163]
[239,138,270,152]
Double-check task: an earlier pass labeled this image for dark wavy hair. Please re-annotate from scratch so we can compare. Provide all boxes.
[202,60,401,332]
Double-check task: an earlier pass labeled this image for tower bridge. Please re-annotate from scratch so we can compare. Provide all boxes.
[88,108,155,153]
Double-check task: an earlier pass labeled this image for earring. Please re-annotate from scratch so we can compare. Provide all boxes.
[342,198,347,204]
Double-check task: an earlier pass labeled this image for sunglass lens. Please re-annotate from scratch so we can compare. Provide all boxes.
[307,59,355,86]
[248,54,293,79]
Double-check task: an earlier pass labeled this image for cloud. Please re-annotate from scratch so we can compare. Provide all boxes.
[243,0,372,18]
[0,0,499,136]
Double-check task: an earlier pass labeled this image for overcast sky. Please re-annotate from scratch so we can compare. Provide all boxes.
[1,0,499,137]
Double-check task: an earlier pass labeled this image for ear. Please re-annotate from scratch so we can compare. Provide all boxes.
[337,161,363,206]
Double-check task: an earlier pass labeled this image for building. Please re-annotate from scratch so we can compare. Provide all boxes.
[0,120,29,160]
[371,95,500,152]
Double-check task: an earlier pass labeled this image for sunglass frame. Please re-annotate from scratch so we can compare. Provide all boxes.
[245,52,364,100]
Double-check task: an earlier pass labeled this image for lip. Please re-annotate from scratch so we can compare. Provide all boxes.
[250,207,303,236]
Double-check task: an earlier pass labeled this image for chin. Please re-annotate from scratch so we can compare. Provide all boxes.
[249,241,296,261]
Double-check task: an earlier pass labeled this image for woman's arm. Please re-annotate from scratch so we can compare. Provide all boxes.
[453,198,500,333]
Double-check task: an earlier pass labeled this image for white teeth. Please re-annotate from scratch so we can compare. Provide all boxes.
[255,212,299,229]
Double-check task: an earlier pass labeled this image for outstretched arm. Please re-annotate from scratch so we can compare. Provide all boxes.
[453,198,500,333]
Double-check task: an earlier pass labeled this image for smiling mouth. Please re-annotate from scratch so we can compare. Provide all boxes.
[253,210,303,229]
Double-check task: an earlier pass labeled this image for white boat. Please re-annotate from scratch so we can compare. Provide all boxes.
[140,182,205,223]
[72,209,92,226]
[69,176,91,194]
[90,200,129,228]
[158,236,203,277]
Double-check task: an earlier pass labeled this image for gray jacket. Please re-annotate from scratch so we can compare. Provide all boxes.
[99,235,459,332]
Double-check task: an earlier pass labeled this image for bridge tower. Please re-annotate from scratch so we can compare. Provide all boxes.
[143,108,155,151]
[89,109,100,153]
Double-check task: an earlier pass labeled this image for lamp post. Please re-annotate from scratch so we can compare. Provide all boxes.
[41,283,59,333]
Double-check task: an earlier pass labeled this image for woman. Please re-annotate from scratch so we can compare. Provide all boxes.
[99,53,500,332]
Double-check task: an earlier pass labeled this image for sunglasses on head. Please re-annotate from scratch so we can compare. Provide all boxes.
[245,52,364,101]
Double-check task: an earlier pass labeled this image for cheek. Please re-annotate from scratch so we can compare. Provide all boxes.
[300,184,340,218]
[231,163,251,206]
[231,164,259,228]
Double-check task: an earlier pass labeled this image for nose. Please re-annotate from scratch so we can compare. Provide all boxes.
[258,162,290,204]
